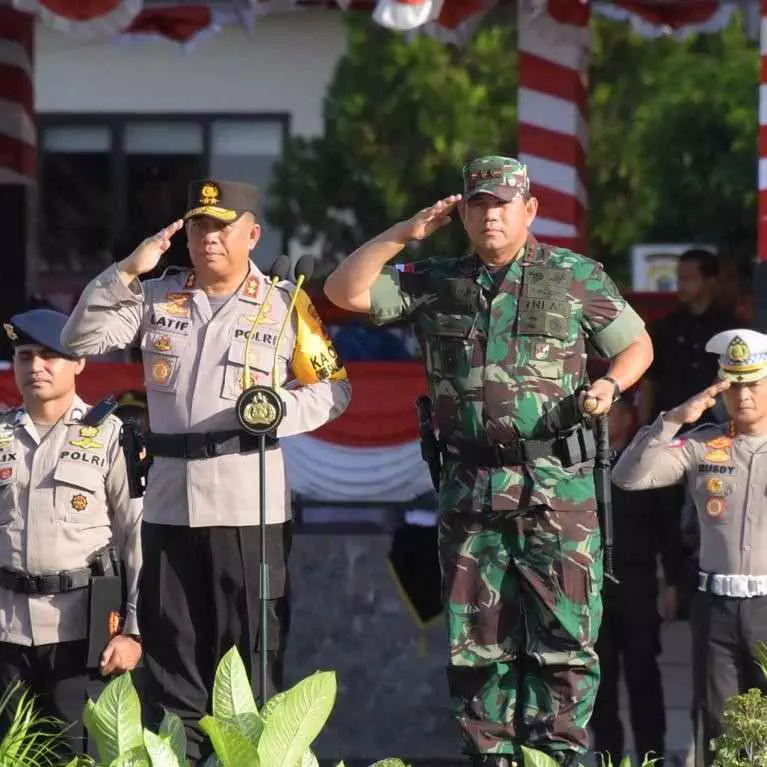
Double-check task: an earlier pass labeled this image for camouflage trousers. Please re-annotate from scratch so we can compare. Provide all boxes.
[438,504,603,762]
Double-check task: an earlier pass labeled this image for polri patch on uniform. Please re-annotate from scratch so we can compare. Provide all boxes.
[71,494,88,511]
[703,448,730,463]
[0,467,12,481]
[705,497,725,517]
[241,276,260,299]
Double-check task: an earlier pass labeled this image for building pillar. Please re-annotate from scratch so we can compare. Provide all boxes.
[0,4,36,359]
[517,0,589,254]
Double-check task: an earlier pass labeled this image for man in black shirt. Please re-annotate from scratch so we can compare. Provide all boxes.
[591,397,684,766]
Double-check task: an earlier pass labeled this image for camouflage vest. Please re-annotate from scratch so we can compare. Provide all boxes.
[418,241,590,443]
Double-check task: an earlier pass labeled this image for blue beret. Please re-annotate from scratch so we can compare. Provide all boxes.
[3,309,78,359]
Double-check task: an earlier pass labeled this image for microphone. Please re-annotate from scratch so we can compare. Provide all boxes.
[243,255,291,393]
[271,255,316,390]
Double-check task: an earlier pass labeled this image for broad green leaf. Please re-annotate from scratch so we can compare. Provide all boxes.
[199,715,260,767]
[158,711,187,764]
[256,671,336,767]
[108,745,151,766]
[212,647,258,720]
[83,674,144,764]
[301,749,320,767]
[522,746,560,767]
[368,760,409,767]
[261,690,288,721]
[144,730,183,767]
[233,712,264,744]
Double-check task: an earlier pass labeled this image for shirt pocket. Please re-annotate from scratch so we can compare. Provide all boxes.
[54,462,104,525]
[221,341,274,402]
[419,312,476,379]
[140,331,187,394]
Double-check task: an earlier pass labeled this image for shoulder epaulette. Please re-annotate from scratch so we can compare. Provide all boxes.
[81,395,119,427]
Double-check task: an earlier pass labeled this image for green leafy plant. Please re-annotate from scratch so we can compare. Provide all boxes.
[0,679,69,767]
[60,645,409,767]
[520,746,660,767]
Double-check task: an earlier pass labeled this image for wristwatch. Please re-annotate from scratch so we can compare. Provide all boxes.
[602,376,621,402]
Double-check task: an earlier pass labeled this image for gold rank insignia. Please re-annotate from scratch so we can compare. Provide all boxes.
[703,448,730,463]
[200,182,220,206]
[727,336,749,362]
[0,435,13,449]
[152,359,173,384]
[70,426,103,449]
[71,494,88,511]
[242,276,260,298]
[152,335,172,352]
[3,323,17,341]
[164,292,192,318]
[706,497,725,517]
[705,436,732,450]
[79,426,99,438]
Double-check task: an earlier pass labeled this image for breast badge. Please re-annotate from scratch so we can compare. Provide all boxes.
[70,426,103,450]
[163,292,191,318]
[151,359,173,385]
[152,335,172,352]
[706,477,729,497]
[705,498,725,518]
[703,448,730,463]
[706,436,733,450]
[71,494,88,511]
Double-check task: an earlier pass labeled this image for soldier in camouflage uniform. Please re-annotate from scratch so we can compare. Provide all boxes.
[324,156,653,766]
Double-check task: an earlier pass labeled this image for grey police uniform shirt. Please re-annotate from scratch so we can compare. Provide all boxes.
[612,414,767,576]
[61,262,351,528]
[0,396,141,645]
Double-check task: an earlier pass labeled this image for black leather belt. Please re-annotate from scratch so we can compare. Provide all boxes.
[147,429,278,460]
[0,545,119,596]
[0,567,91,595]
[443,427,592,468]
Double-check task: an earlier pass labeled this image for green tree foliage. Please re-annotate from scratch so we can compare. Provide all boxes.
[268,9,759,278]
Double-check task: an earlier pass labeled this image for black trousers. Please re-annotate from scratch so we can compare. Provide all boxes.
[691,592,767,767]
[591,573,665,764]
[0,639,104,760]
[137,521,293,765]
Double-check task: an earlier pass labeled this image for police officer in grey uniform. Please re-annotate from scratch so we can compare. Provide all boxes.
[61,179,351,764]
[0,309,142,758]
[613,328,767,767]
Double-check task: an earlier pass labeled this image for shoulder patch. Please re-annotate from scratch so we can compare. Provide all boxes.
[81,395,119,427]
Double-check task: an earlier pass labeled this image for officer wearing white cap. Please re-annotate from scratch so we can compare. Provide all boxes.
[0,309,142,759]
[613,328,767,767]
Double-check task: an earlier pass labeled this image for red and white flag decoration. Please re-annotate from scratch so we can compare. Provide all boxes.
[596,1,737,38]
[0,5,35,186]
[11,0,143,39]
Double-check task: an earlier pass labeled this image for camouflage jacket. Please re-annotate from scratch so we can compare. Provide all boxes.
[369,236,645,513]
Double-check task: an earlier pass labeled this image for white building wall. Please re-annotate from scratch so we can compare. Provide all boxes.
[34,11,346,137]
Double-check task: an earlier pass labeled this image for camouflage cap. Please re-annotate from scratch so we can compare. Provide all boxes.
[184,179,259,223]
[462,156,530,202]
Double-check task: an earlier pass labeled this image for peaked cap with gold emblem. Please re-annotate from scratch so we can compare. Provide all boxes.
[705,328,767,383]
[184,179,259,223]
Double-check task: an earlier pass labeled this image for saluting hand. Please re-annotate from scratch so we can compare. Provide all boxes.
[398,195,462,242]
[118,219,184,281]
[666,379,731,426]
[100,634,142,676]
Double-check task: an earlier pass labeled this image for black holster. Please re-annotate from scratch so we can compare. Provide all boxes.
[416,395,442,492]
[120,418,151,499]
[86,546,126,669]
